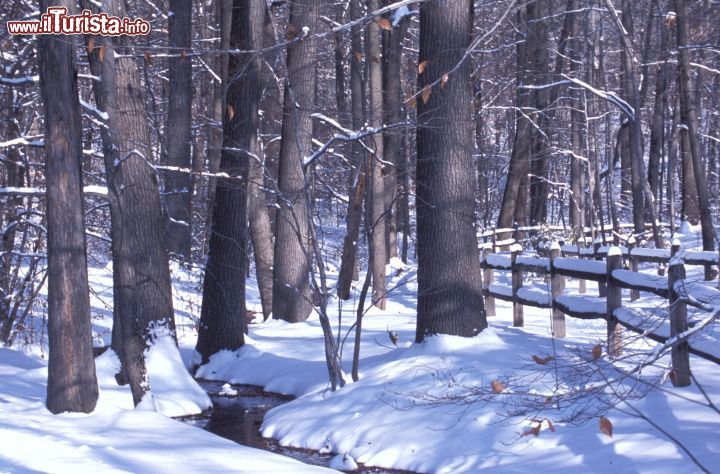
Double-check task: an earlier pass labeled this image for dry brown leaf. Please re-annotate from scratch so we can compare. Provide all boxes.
[354,52,363,63]
[98,45,106,63]
[491,380,505,393]
[592,344,602,361]
[532,355,555,365]
[371,55,381,64]
[87,37,95,54]
[523,425,541,437]
[668,370,677,386]
[287,24,297,40]
[418,60,428,74]
[405,93,417,109]
[599,416,613,438]
[226,104,235,121]
[144,51,153,65]
[377,18,392,31]
[421,85,432,104]
[440,72,449,89]
[547,420,556,432]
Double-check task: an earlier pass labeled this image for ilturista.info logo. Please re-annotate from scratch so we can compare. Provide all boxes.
[7,7,150,36]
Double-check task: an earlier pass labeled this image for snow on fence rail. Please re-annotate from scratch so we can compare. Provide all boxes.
[480,242,720,386]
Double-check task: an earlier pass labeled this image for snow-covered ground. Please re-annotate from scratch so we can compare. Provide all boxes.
[0,346,336,473]
[1,228,719,473]
[0,261,337,473]
[197,260,720,473]
[198,227,720,473]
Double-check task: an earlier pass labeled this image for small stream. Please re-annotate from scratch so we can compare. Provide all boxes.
[178,380,414,473]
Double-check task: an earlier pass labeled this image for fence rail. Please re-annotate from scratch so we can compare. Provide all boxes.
[481,241,720,385]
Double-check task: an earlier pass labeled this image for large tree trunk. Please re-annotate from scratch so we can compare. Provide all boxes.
[382,1,409,260]
[85,0,176,406]
[415,0,487,341]
[40,0,98,414]
[204,0,232,255]
[161,0,193,259]
[336,0,366,300]
[367,0,387,310]
[196,0,265,361]
[272,0,318,322]
[333,3,348,125]
[675,0,715,262]
[527,0,551,227]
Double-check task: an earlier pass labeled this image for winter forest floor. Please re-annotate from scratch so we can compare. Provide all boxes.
[1,229,719,473]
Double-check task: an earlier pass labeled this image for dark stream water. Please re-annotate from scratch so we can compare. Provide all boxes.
[178,380,414,473]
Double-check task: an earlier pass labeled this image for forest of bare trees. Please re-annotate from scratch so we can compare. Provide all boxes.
[1,0,719,416]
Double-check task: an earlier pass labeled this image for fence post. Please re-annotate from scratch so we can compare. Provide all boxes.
[482,247,496,317]
[511,244,524,327]
[606,246,623,357]
[669,241,690,386]
[550,241,566,338]
[628,236,639,301]
[596,239,607,297]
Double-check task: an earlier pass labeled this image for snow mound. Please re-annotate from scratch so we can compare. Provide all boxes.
[145,328,211,417]
[418,331,505,355]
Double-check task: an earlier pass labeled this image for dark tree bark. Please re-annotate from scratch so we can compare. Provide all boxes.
[415,0,487,341]
[204,0,233,255]
[162,0,193,259]
[84,0,176,406]
[196,0,265,361]
[337,0,366,300]
[272,0,318,322]
[527,0,551,226]
[675,0,715,260]
[40,0,98,414]
[333,3,348,125]
[382,1,409,260]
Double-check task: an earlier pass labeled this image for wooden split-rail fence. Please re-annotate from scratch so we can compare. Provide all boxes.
[480,240,720,387]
